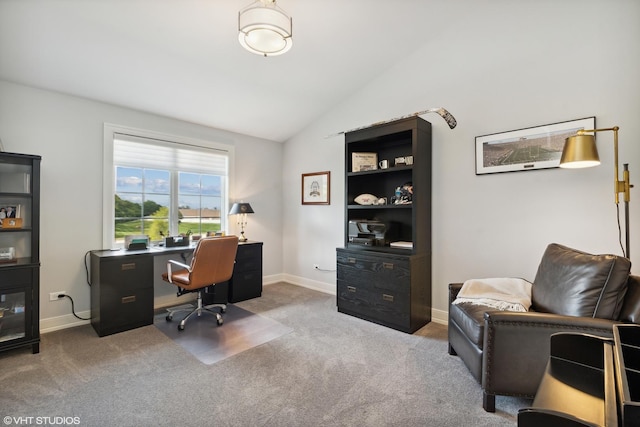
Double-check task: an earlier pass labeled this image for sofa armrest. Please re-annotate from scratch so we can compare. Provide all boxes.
[481,310,617,399]
[449,283,463,305]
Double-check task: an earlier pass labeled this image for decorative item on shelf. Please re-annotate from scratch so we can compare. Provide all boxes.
[0,247,16,263]
[390,241,413,249]
[352,152,378,172]
[229,202,255,242]
[379,159,389,169]
[0,204,21,222]
[560,125,633,258]
[354,193,378,205]
[238,0,292,57]
[0,218,22,229]
[395,156,414,166]
[392,182,413,205]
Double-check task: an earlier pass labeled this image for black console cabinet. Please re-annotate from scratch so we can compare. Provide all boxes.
[337,117,432,333]
[0,153,41,354]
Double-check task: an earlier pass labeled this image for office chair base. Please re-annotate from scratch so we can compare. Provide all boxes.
[165,292,227,331]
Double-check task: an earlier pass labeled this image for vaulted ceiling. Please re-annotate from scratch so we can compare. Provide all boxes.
[0,0,466,142]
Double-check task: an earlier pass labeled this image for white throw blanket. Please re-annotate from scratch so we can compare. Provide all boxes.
[453,277,532,312]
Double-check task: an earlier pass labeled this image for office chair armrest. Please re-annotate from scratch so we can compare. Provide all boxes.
[166,259,191,283]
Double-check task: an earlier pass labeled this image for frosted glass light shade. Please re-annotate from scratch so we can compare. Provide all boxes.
[238,0,292,57]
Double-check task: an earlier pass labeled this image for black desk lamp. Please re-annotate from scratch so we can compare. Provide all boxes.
[229,202,255,242]
[560,126,633,258]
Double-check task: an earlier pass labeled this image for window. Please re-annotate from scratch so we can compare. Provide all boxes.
[103,125,233,248]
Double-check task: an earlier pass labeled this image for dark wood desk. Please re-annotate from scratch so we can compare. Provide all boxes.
[90,241,262,337]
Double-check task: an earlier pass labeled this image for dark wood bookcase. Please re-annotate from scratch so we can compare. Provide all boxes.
[337,117,432,333]
[0,152,41,354]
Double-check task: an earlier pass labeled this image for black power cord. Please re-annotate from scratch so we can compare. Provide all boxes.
[58,294,91,321]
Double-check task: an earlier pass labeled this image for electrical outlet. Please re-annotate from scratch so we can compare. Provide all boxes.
[49,291,66,301]
[313,264,319,269]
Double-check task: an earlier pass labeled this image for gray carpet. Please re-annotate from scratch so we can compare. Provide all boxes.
[0,282,529,426]
[154,304,293,364]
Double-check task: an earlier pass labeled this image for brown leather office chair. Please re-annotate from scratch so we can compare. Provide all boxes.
[162,235,239,331]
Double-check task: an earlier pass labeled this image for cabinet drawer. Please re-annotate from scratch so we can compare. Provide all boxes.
[337,279,410,325]
[337,252,410,291]
[0,267,31,287]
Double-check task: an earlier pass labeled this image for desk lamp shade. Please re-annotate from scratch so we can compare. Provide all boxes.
[560,134,601,168]
[229,203,254,215]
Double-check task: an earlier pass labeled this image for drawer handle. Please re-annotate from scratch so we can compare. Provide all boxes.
[383,262,394,269]
[382,294,394,302]
[121,262,136,271]
[347,257,356,264]
[121,295,136,304]
[347,286,356,293]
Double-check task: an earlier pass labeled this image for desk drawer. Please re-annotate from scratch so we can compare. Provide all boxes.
[100,256,153,290]
[235,244,262,270]
[94,287,153,336]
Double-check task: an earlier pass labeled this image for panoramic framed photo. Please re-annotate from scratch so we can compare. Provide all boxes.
[475,117,596,175]
[302,171,330,205]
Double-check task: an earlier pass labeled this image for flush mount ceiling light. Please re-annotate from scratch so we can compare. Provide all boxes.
[238,0,292,57]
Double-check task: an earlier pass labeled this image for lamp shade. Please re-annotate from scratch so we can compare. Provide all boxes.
[560,134,601,169]
[238,0,292,57]
[229,203,255,215]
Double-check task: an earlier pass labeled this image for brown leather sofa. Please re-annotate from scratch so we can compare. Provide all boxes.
[448,243,640,412]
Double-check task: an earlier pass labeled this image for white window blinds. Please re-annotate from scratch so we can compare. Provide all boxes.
[113,133,228,175]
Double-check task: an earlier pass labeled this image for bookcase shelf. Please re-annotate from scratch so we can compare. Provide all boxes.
[337,116,432,333]
[0,152,40,354]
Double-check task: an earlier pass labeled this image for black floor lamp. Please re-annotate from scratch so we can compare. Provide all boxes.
[560,126,633,258]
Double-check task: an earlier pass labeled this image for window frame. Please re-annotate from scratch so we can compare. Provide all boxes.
[103,123,235,249]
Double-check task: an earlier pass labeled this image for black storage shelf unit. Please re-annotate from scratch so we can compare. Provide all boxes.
[337,117,432,333]
[0,152,41,354]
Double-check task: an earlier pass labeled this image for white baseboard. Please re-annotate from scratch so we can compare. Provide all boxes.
[40,311,91,334]
[40,274,447,333]
[278,273,336,295]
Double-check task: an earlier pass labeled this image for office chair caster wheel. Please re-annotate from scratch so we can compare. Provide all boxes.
[217,317,224,326]
[166,315,173,322]
[178,324,185,331]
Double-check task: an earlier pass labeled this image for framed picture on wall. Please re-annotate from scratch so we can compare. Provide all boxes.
[475,117,596,175]
[302,171,330,205]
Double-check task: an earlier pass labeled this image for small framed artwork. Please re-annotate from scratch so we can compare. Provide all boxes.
[302,171,330,205]
[475,117,596,175]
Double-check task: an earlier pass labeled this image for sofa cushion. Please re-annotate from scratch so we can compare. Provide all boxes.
[532,243,631,319]
[620,275,640,323]
[449,302,494,349]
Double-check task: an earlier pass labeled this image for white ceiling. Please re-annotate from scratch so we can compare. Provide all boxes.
[0,0,463,142]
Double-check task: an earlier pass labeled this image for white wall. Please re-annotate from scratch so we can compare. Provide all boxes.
[0,80,283,331]
[283,0,640,323]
